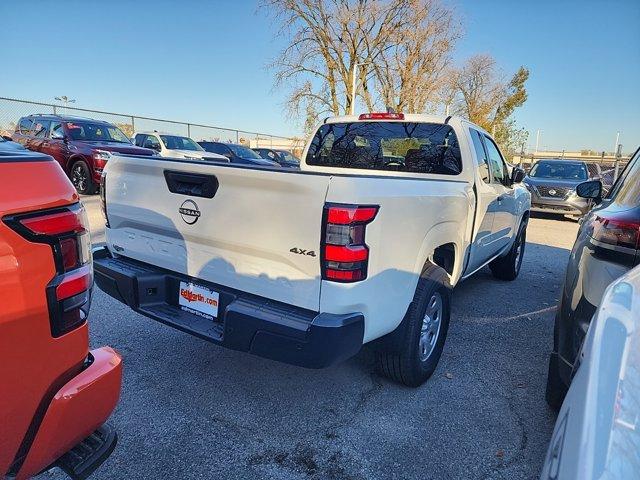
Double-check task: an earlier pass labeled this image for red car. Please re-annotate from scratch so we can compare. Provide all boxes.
[0,150,122,479]
[13,114,154,194]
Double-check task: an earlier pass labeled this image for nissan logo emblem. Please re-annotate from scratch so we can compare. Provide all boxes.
[548,189,557,196]
[179,199,201,225]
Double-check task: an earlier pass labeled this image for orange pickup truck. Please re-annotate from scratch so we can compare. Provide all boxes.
[0,151,121,479]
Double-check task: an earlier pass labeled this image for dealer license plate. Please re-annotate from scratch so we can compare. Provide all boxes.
[178,281,219,320]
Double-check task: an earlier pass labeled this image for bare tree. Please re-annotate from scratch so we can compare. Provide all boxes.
[372,0,460,113]
[265,1,529,155]
[449,54,529,156]
[452,55,505,129]
[265,0,459,124]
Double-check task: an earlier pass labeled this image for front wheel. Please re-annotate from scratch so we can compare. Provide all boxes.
[375,264,451,387]
[489,220,527,281]
[70,160,97,195]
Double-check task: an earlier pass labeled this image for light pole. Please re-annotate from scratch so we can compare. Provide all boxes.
[54,95,76,113]
[535,129,542,154]
[350,62,372,116]
[614,131,620,154]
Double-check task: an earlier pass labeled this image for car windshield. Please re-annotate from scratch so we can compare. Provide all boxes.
[529,162,588,180]
[228,144,262,159]
[65,122,131,143]
[277,150,300,163]
[160,135,204,151]
[306,121,462,174]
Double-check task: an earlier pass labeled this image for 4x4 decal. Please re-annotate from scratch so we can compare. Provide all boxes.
[289,247,316,257]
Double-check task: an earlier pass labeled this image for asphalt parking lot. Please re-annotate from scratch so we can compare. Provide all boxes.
[45,197,580,480]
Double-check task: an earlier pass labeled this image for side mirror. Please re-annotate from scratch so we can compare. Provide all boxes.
[511,166,525,185]
[51,130,66,140]
[576,180,603,203]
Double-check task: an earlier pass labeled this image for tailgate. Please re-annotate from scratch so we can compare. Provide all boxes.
[104,156,330,311]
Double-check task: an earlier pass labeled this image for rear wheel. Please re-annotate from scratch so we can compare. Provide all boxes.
[489,220,527,281]
[375,264,451,387]
[71,160,97,195]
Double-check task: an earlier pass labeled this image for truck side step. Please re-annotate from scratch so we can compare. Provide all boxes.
[55,424,117,480]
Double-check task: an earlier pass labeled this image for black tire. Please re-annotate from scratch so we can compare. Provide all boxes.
[375,264,451,387]
[70,160,97,195]
[545,353,566,411]
[489,220,527,281]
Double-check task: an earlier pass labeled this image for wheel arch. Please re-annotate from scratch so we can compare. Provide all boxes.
[413,221,465,288]
[66,154,90,175]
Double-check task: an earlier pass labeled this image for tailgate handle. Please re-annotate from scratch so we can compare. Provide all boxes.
[163,170,219,198]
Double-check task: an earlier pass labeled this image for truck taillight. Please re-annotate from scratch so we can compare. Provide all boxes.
[4,203,93,337]
[588,213,640,251]
[322,204,378,282]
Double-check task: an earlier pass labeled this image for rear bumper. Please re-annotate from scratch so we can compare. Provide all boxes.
[17,347,122,479]
[530,195,590,216]
[93,247,364,369]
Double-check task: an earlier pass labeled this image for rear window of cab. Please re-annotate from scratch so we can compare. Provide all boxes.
[306,121,462,175]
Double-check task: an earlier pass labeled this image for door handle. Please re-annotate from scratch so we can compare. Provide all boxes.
[42,142,50,147]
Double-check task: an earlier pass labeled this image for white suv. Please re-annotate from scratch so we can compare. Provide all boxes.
[133,132,227,162]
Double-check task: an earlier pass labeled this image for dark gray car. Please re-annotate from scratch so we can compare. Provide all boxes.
[546,147,640,410]
[523,159,599,216]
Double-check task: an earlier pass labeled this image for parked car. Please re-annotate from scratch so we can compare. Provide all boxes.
[198,141,278,166]
[253,147,300,168]
[0,135,26,151]
[13,115,155,194]
[546,147,640,408]
[541,264,640,480]
[523,159,600,217]
[133,132,227,162]
[0,151,122,479]
[93,112,529,387]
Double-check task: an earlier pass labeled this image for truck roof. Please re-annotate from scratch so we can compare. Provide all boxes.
[325,113,449,124]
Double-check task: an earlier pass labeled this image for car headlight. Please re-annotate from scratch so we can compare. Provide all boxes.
[93,149,112,161]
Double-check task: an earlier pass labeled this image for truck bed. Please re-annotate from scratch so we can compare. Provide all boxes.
[102,154,472,341]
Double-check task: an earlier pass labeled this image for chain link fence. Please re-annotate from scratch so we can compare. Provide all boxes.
[0,97,306,156]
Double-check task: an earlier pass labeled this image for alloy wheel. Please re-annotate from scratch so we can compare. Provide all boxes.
[419,292,443,361]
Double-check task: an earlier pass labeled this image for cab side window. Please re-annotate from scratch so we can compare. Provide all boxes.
[50,121,64,139]
[134,134,145,147]
[143,135,161,150]
[470,129,490,183]
[33,120,51,138]
[483,135,507,185]
[18,118,35,135]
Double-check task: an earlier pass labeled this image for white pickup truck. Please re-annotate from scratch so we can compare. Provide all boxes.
[94,113,530,386]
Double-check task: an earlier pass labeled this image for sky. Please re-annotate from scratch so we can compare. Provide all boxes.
[1,0,638,153]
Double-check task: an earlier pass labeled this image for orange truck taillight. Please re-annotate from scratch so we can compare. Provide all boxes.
[322,204,379,282]
[4,203,93,337]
